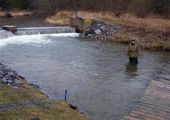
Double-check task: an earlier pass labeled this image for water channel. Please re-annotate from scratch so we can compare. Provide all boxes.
[0,16,170,120]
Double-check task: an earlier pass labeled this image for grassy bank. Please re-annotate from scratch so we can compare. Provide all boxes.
[0,10,35,17]
[45,11,170,51]
[0,79,90,120]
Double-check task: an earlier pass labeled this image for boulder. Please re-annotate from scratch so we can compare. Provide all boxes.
[94,29,101,35]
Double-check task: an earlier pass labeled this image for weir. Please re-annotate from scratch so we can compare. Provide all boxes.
[0,30,14,39]
[0,27,75,39]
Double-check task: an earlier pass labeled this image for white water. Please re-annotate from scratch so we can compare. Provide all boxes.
[0,27,76,39]
[0,31,14,39]
[0,33,79,48]
[16,27,75,35]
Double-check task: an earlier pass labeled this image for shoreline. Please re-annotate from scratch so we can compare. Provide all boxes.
[0,62,90,120]
[45,11,170,51]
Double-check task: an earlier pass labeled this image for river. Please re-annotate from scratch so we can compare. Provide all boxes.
[0,16,170,120]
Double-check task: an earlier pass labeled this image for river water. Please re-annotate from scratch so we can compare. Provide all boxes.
[0,16,170,120]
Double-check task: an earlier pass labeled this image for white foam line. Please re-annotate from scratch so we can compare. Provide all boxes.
[43,33,80,37]
[0,33,80,48]
[17,26,72,30]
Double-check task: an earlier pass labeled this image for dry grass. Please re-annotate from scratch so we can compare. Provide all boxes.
[45,11,170,51]
[0,10,34,17]
[0,79,90,120]
[44,11,73,26]
[46,11,170,30]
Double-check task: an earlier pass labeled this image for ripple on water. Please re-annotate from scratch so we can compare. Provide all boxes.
[0,34,169,120]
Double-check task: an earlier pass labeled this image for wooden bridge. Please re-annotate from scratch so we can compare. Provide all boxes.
[123,80,170,120]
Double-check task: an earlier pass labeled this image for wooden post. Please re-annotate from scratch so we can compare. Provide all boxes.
[65,89,67,100]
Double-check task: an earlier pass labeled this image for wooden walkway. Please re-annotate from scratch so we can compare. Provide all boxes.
[123,80,170,120]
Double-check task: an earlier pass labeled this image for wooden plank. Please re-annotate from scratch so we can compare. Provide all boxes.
[130,112,151,120]
[130,112,160,120]
[144,89,170,98]
[135,104,170,115]
[133,106,170,119]
[123,80,170,120]
[122,116,142,120]
[139,98,170,107]
[137,102,170,112]
[130,110,165,120]
[145,86,170,93]
[142,94,170,102]
[149,82,170,89]
[147,86,170,93]
[138,100,170,111]
[151,81,170,88]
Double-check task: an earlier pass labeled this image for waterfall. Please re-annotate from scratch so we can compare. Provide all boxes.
[0,31,14,39]
[16,27,75,36]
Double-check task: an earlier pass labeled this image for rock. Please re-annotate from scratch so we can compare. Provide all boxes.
[2,78,7,83]
[14,80,23,85]
[84,28,93,36]
[87,34,92,38]
[100,26,106,31]
[7,80,14,84]
[19,75,25,79]
[33,85,40,89]
[81,19,118,39]
[11,86,19,89]
[69,103,78,110]
[29,83,40,89]
[94,29,101,35]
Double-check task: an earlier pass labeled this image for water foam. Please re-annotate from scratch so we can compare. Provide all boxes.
[0,33,79,48]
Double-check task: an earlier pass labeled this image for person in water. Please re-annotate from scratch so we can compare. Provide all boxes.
[127,38,140,63]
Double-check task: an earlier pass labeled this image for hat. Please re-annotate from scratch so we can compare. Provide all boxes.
[131,38,135,41]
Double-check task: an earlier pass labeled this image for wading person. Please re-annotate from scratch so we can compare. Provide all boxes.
[127,38,140,63]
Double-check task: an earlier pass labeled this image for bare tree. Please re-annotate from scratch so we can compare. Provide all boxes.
[32,0,58,16]
[112,0,132,17]
[130,0,152,18]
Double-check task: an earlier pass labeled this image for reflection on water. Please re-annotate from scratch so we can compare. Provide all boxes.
[125,62,138,78]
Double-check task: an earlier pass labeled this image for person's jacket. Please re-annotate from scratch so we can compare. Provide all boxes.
[127,43,140,58]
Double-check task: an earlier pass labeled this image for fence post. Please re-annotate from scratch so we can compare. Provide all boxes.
[65,89,67,100]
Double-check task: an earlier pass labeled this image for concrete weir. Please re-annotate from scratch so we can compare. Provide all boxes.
[0,26,76,39]
[0,29,14,39]
[16,27,76,35]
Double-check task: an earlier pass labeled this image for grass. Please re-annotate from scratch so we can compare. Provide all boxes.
[45,11,170,51]
[0,79,90,120]
[44,11,73,26]
[0,10,34,17]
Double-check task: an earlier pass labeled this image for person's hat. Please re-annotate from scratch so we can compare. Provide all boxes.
[131,38,135,41]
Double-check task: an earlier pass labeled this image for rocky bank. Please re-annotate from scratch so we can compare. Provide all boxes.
[0,62,39,89]
[81,19,119,40]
